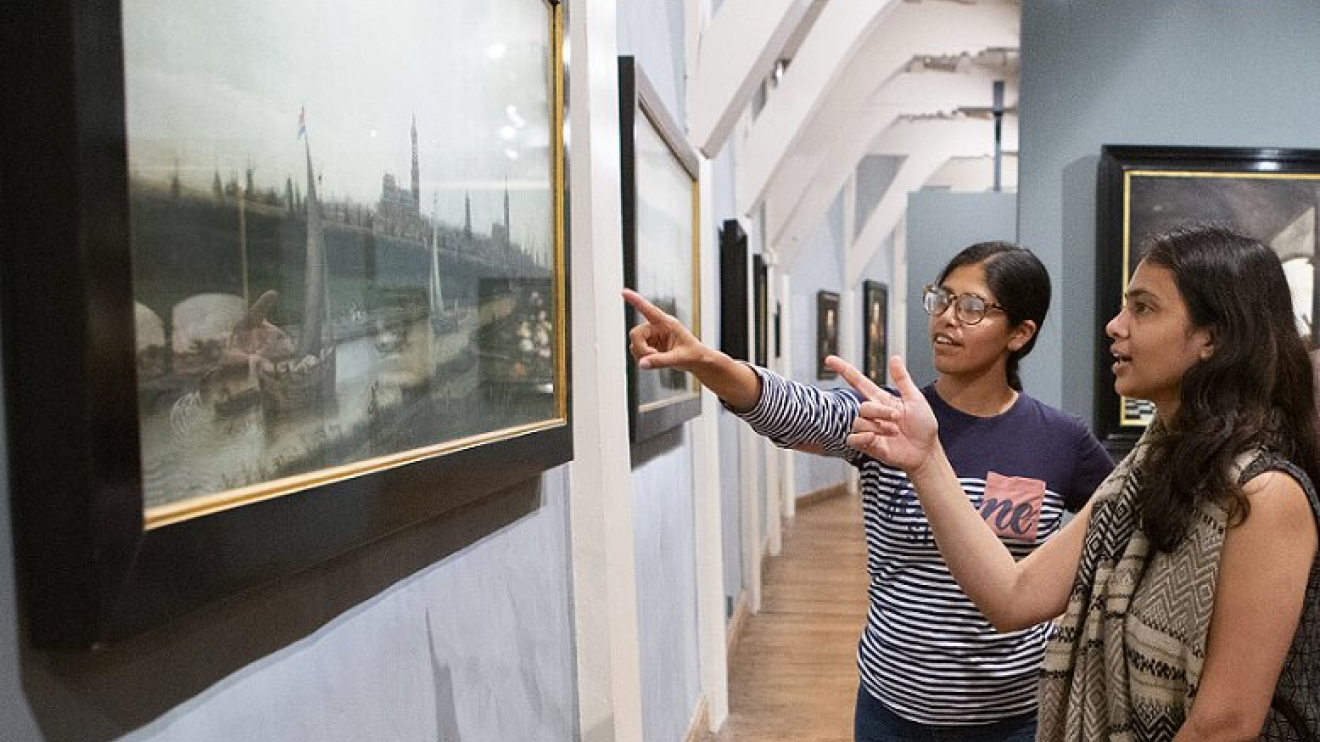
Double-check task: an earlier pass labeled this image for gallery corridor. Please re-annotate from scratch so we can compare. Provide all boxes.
[700,493,869,742]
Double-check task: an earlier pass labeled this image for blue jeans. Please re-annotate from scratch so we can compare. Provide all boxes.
[854,688,1037,742]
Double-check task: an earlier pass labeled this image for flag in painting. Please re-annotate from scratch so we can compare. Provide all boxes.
[298,106,306,139]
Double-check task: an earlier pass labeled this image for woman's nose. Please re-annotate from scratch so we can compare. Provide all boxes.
[1105,312,1123,339]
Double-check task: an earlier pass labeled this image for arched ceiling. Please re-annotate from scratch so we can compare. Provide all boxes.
[690,0,1021,271]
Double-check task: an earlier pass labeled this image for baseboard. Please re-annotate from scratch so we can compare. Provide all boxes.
[682,695,710,742]
[796,482,848,509]
[726,590,749,660]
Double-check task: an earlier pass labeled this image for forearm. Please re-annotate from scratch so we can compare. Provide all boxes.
[906,447,1024,629]
[686,347,761,412]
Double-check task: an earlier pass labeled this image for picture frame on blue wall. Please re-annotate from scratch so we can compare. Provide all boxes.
[1096,144,1320,455]
[753,255,769,367]
[718,219,750,362]
[2,0,571,646]
[619,56,702,443]
[862,280,889,385]
[816,291,840,380]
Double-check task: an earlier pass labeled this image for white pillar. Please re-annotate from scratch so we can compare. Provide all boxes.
[777,272,797,520]
[687,0,730,725]
[567,2,644,739]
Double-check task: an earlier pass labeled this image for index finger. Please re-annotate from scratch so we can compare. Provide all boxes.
[622,288,671,325]
[825,355,887,401]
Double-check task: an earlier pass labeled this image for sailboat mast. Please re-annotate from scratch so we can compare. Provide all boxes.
[297,138,329,359]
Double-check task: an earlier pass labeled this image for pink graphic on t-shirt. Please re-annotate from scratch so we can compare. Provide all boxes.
[979,472,1045,542]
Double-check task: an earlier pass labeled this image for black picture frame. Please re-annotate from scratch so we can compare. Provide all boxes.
[862,280,889,385]
[816,291,840,379]
[1096,144,1320,454]
[2,0,572,647]
[619,56,702,442]
[718,219,749,362]
[753,255,769,368]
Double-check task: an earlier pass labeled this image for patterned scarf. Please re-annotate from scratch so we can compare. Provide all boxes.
[1037,426,1239,742]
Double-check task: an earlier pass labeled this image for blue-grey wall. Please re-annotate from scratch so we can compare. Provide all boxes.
[906,191,1019,388]
[1018,0,1320,420]
[789,193,850,497]
[619,3,705,741]
[3,450,578,742]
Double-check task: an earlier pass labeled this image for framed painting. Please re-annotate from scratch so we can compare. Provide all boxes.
[2,0,571,646]
[718,219,749,362]
[862,280,889,385]
[619,56,702,442]
[1096,144,1320,452]
[816,291,840,379]
[753,255,769,367]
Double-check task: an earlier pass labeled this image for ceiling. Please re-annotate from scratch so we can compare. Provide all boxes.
[689,0,1021,280]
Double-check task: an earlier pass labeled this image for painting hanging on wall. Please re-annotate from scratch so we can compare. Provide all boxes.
[816,290,840,379]
[1095,144,1320,452]
[753,255,769,367]
[862,280,889,385]
[718,219,750,362]
[3,0,570,646]
[619,56,702,442]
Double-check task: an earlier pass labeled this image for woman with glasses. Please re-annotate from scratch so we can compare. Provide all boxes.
[838,226,1319,742]
[624,241,1113,742]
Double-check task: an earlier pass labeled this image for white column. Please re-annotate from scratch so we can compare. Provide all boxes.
[777,272,797,520]
[762,250,783,557]
[567,2,644,740]
[840,175,861,497]
[893,215,909,363]
[687,0,730,728]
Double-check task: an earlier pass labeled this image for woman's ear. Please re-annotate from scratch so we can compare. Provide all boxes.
[1196,327,1216,361]
[1007,319,1038,352]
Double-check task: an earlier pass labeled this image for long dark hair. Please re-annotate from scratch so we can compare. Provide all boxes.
[937,241,1051,391]
[1139,224,1320,551]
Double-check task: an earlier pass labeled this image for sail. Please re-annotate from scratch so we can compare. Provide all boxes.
[297,139,329,359]
[429,199,444,320]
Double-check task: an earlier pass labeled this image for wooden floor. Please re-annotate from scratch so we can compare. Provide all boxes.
[699,492,869,742]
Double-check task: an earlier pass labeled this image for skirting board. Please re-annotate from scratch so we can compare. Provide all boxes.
[682,695,710,742]
[726,589,749,660]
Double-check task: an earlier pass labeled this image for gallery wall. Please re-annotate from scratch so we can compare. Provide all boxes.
[787,193,851,498]
[1017,0,1320,422]
[617,2,707,742]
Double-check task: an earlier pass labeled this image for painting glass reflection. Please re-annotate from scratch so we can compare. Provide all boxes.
[633,110,698,410]
[123,0,564,523]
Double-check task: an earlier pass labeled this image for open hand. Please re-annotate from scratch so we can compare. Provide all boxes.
[825,354,939,473]
[623,289,707,371]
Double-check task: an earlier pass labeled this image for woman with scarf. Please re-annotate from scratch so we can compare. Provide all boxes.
[837,224,1320,742]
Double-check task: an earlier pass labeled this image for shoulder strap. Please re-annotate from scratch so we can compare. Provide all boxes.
[1240,452,1320,521]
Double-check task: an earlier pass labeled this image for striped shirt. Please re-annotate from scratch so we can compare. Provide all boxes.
[735,368,1113,725]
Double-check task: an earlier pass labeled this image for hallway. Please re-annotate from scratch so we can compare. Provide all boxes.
[702,493,869,742]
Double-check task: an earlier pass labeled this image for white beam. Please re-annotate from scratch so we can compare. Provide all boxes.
[847,118,1016,287]
[767,69,1018,267]
[688,0,814,156]
[737,0,1017,220]
[735,0,901,217]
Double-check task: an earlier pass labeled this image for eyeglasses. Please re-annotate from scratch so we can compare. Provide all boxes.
[922,285,1006,326]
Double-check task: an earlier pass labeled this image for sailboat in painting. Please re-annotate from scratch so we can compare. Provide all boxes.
[258,138,337,414]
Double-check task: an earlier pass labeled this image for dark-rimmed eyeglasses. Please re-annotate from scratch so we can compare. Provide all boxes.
[922,285,1006,326]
